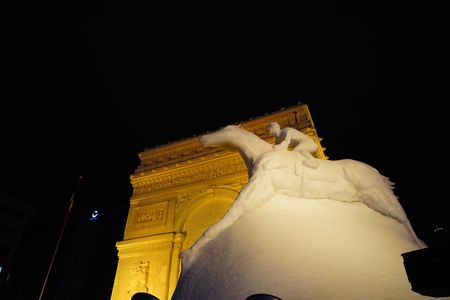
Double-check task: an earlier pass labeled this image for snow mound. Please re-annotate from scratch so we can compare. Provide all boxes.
[173,195,439,300]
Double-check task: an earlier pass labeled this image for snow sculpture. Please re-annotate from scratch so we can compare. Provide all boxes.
[268,121,319,169]
[180,124,425,270]
[171,123,440,300]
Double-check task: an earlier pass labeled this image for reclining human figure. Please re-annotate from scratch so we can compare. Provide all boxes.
[268,121,320,169]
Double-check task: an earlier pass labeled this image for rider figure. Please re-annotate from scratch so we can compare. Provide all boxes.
[268,121,320,169]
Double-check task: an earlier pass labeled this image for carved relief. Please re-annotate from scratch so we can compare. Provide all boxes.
[112,105,326,300]
[137,209,165,225]
[175,189,208,217]
[132,202,168,228]
[297,111,309,123]
[133,156,247,194]
[138,144,215,171]
[119,242,174,258]
[136,106,315,172]
[127,261,150,295]
[174,183,245,223]
[214,181,246,192]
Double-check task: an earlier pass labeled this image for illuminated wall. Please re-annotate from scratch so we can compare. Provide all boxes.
[110,104,326,300]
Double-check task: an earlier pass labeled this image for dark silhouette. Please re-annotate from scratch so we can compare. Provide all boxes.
[246,293,282,300]
[131,292,159,300]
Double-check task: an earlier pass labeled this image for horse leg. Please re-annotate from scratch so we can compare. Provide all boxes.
[181,172,274,269]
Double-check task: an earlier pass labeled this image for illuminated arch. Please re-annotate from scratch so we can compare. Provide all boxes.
[175,188,238,251]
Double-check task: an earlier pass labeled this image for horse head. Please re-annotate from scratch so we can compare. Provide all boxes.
[200,124,273,171]
[200,125,241,148]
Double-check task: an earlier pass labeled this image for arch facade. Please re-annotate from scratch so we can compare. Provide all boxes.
[111,104,326,300]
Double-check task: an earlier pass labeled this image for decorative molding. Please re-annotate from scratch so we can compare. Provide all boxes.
[127,261,150,295]
[174,183,245,228]
[131,202,168,228]
[119,242,174,258]
[138,142,216,172]
[214,181,246,192]
[175,189,212,217]
[135,105,314,172]
[132,156,247,195]
[117,234,178,258]
[113,104,326,300]
[136,209,165,225]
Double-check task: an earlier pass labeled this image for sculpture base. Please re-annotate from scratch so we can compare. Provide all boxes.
[173,195,440,299]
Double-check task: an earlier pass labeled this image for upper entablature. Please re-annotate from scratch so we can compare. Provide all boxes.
[135,104,321,174]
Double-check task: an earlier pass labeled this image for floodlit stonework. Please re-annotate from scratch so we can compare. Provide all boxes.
[111,104,326,300]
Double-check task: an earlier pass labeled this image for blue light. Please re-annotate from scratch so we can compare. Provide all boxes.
[90,210,99,220]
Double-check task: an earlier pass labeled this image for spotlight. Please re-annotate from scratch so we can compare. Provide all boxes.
[89,210,99,221]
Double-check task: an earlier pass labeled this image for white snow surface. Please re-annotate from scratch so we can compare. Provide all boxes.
[173,195,439,300]
[172,124,441,300]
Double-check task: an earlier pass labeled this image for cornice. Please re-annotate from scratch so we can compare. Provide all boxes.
[132,154,247,195]
[117,233,184,257]
[130,104,327,195]
[135,104,313,173]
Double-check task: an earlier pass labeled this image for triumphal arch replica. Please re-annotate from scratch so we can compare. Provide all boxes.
[111,104,326,300]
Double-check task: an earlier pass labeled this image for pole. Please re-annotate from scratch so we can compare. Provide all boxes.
[38,176,83,300]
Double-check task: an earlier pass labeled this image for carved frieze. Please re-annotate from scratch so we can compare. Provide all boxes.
[132,156,247,195]
[136,209,165,225]
[175,189,211,217]
[119,242,174,257]
[136,105,314,172]
[131,202,168,228]
[139,143,213,171]
[112,104,325,300]
[117,234,179,258]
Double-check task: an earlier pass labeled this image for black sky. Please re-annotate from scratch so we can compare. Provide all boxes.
[0,1,449,293]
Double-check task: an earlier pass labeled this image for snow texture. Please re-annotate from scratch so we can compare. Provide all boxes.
[173,195,436,300]
[172,124,437,299]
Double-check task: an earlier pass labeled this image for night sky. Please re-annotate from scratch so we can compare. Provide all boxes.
[1,1,448,298]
